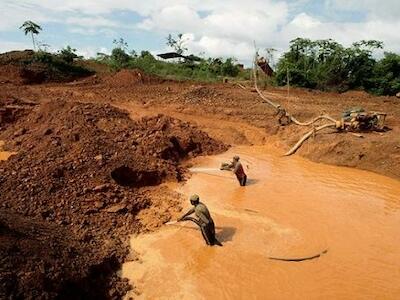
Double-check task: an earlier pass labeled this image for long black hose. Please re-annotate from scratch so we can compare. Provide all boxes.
[269,249,328,262]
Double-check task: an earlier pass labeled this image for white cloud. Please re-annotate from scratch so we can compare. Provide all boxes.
[281,13,400,51]
[68,27,116,37]
[0,1,52,31]
[0,40,32,53]
[326,0,400,20]
[289,13,321,29]
[137,5,202,31]
[1,0,399,64]
[135,0,289,63]
[66,16,120,28]
[75,46,109,58]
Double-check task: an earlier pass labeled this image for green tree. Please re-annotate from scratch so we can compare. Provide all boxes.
[275,37,385,92]
[221,58,240,77]
[369,52,400,95]
[113,38,128,51]
[166,33,188,55]
[58,46,79,64]
[19,21,42,51]
[110,38,130,68]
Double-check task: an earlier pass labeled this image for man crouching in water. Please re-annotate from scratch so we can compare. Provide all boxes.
[178,195,222,246]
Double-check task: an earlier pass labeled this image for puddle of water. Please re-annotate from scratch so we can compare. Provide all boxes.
[123,145,400,299]
[0,140,17,161]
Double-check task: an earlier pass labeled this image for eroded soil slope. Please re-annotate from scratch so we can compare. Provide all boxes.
[0,100,226,299]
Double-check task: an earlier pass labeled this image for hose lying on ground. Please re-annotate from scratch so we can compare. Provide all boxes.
[284,123,336,156]
[269,249,328,262]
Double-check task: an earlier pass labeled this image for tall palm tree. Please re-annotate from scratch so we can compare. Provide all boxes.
[19,21,42,51]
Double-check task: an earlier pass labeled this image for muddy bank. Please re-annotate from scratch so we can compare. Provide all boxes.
[0,100,227,299]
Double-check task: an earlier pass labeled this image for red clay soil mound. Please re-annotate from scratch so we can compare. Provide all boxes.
[103,69,162,87]
[0,210,130,300]
[0,50,93,85]
[0,65,25,85]
[0,101,227,299]
[0,50,46,85]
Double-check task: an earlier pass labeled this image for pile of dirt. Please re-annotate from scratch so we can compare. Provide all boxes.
[0,210,130,300]
[0,50,93,85]
[0,50,35,64]
[104,69,162,87]
[183,86,222,104]
[0,50,47,84]
[0,100,227,299]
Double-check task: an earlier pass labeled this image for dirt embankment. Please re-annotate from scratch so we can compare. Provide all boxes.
[0,50,93,85]
[99,82,400,179]
[0,100,227,299]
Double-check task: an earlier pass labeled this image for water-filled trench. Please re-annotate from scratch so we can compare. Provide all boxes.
[123,145,400,299]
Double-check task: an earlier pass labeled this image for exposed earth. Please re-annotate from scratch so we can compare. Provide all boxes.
[1,52,400,299]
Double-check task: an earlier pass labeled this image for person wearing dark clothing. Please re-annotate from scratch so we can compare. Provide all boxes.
[178,195,222,246]
[230,156,247,186]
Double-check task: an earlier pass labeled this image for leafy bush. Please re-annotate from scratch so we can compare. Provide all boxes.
[97,40,243,82]
[31,50,92,80]
[368,52,400,95]
[110,48,130,68]
[58,46,79,64]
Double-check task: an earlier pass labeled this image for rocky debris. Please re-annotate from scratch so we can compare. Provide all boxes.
[105,203,127,213]
[0,97,37,130]
[93,183,110,192]
[0,100,227,299]
[0,210,131,300]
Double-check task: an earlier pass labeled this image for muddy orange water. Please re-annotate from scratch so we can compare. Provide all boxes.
[0,141,16,161]
[123,146,400,299]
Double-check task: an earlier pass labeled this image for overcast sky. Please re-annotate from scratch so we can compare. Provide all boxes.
[1,0,399,64]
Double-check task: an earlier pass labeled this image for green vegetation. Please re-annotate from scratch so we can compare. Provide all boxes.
[96,37,242,81]
[368,52,400,95]
[19,21,42,51]
[275,38,400,95]
[29,48,92,80]
[12,21,400,95]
